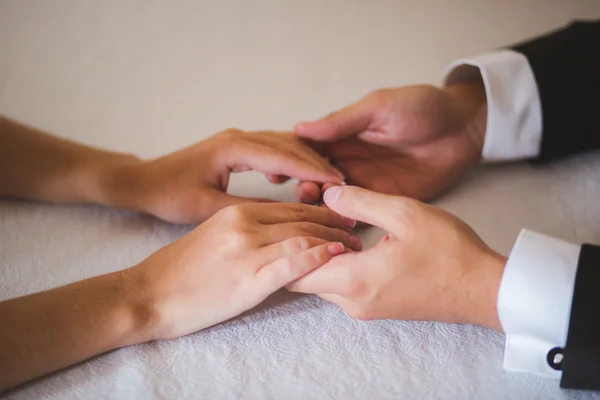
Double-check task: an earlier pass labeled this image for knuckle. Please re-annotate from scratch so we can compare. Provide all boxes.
[212,128,241,145]
[297,222,317,236]
[220,205,248,224]
[286,203,309,221]
[305,246,326,267]
[220,128,243,137]
[367,88,389,103]
[277,257,294,277]
[351,187,369,204]
[295,237,312,252]
[389,197,417,227]
[338,273,366,298]
[228,229,251,249]
[285,237,312,254]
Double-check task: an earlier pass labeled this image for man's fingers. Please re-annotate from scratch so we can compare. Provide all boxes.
[254,242,346,295]
[295,181,341,205]
[285,252,357,295]
[294,98,373,142]
[261,222,362,251]
[296,181,321,204]
[322,185,407,235]
[227,142,343,185]
[267,174,290,185]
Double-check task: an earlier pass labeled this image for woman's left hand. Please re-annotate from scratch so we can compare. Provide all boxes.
[99,129,344,224]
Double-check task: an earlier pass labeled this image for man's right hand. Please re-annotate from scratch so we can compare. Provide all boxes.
[294,82,488,204]
[287,186,505,331]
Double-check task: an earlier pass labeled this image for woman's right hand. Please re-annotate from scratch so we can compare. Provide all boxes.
[126,202,362,341]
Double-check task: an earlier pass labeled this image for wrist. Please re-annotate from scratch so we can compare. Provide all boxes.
[84,153,145,210]
[465,250,506,331]
[110,266,157,346]
[445,81,487,156]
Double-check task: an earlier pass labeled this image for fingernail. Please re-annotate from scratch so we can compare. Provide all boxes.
[332,166,345,180]
[323,186,343,204]
[341,217,356,229]
[349,236,363,251]
[327,242,344,255]
[295,122,309,133]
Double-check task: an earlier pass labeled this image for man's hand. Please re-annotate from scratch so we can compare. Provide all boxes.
[294,83,487,203]
[287,186,505,330]
[0,203,361,390]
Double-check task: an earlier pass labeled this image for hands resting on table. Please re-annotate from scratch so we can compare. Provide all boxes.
[0,79,502,391]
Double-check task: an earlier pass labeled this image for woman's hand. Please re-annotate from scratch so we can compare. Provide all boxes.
[0,202,360,390]
[127,202,362,340]
[99,129,345,224]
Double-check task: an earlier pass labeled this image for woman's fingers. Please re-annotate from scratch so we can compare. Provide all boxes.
[258,236,329,264]
[260,222,362,251]
[245,131,340,176]
[226,141,343,185]
[244,203,356,231]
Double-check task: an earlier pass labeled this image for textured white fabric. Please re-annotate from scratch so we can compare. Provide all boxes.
[498,230,580,379]
[444,50,543,161]
[2,188,600,400]
[2,1,600,399]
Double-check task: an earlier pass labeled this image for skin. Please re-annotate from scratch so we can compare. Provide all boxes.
[0,202,361,391]
[288,79,506,331]
[0,115,345,224]
[0,116,359,391]
[288,186,505,331]
[292,81,487,204]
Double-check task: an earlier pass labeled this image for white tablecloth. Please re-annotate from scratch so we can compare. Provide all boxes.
[1,1,600,399]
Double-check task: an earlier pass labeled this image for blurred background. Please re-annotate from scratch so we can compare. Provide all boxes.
[1,0,598,158]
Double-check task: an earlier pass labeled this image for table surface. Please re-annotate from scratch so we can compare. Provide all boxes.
[2,1,600,399]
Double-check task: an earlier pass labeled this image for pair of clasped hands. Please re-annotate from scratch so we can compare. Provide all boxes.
[131,83,503,343]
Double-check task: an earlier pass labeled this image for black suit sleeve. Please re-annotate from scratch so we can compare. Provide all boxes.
[510,21,600,161]
[558,244,600,390]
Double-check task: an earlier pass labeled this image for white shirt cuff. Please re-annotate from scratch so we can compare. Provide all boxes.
[443,50,543,161]
[497,229,580,378]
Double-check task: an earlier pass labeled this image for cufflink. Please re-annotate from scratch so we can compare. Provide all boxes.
[547,347,564,370]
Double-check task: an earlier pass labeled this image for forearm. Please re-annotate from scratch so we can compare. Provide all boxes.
[0,115,140,205]
[0,268,152,391]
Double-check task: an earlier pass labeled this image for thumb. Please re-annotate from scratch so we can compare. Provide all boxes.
[294,98,373,141]
[322,185,406,235]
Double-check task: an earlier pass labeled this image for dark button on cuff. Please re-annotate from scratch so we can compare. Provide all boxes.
[547,347,564,371]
